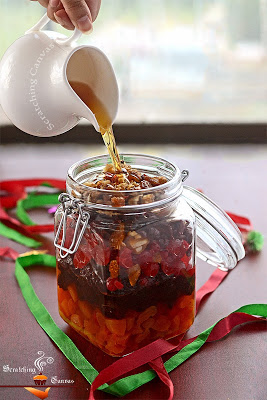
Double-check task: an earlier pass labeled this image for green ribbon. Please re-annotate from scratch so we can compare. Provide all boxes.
[16,193,60,226]
[0,222,41,248]
[15,253,267,397]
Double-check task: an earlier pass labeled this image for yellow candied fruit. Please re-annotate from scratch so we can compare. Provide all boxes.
[128,264,141,286]
[78,300,93,319]
[135,329,150,344]
[105,318,127,336]
[60,299,71,318]
[68,284,78,303]
[137,306,157,325]
[105,341,125,355]
[84,318,99,335]
[70,313,83,328]
[152,315,171,332]
[68,298,77,315]
[109,260,119,278]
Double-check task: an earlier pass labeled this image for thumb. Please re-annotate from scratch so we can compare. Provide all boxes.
[61,0,93,33]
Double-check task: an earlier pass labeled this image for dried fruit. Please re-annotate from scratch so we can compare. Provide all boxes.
[106,277,124,291]
[111,196,125,207]
[109,259,119,278]
[141,262,159,277]
[110,223,125,249]
[73,249,91,269]
[126,231,149,254]
[118,247,133,269]
[128,264,141,286]
[161,257,185,276]
[105,318,127,336]
[168,239,189,259]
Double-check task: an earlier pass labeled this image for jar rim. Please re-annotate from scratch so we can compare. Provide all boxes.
[66,153,182,210]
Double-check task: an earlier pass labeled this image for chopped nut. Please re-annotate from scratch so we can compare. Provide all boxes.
[104,164,115,173]
[111,196,125,207]
[128,264,141,286]
[126,231,149,254]
[128,196,140,205]
[142,194,155,204]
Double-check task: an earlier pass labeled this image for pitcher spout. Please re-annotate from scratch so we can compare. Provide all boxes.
[64,45,119,132]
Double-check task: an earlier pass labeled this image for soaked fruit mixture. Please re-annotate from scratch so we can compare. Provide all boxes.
[56,164,195,356]
[57,82,195,356]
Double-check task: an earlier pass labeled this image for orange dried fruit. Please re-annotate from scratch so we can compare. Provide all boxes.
[105,318,127,336]
[60,299,71,318]
[128,264,141,286]
[152,315,171,332]
[126,317,135,332]
[137,306,157,325]
[142,317,155,330]
[135,329,150,344]
[58,287,70,303]
[70,313,83,328]
[105,341,125,355]
[68,284,78,303]
[78,300,93,319]
[109,260,119,278]
[68,298,77,315]
[96,327,110,346]
[84,318,99,335]
[95,311,106,328]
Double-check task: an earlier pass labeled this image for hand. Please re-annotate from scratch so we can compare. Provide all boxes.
[31,0,101,33]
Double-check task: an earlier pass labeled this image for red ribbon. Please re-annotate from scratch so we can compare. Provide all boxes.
[226,211,252,233]
[0,247,19,260]
[0,179,65,209]
[0,178,65,235]
[88,258,263,400]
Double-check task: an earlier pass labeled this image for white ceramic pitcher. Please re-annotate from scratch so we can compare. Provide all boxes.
[0,14,119,136]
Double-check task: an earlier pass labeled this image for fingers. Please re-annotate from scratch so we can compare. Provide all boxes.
[86,0,101,22]
[54,9,75,30]
[61,0,93,32]
[31,0,101,32]
[47,0,62,23]
[30,0,49,7]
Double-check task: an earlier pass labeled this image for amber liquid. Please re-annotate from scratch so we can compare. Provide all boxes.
[69,81,122,172]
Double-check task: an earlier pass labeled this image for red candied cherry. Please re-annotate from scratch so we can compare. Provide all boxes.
[181,253,191,267]
[73,249,91,269]
[150,241,161,253]
[106,277,124,291]
[139,250,153,264]
[118,247,133,269]
[168,239,189,259]
[142,262,159,277]
[161,257,185,276]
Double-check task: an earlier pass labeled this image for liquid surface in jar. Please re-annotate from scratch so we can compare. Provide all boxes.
[68,81,122,172]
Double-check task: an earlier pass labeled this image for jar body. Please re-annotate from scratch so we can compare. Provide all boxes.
[55,195,196,357]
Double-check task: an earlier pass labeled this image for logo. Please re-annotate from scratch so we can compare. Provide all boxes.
[23,352,54,398]
[2,350,74,397]
[34,351,54,372]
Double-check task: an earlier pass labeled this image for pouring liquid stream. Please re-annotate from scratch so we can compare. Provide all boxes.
[68,81,122,172]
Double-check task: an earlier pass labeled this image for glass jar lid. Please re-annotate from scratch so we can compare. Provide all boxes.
[181,186,245,271]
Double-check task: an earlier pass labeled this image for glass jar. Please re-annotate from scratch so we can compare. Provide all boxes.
[54,154,245,357]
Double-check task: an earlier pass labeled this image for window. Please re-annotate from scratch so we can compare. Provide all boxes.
[1,0,267,125]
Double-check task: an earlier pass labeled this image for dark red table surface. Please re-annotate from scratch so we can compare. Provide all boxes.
[0,143,267,400]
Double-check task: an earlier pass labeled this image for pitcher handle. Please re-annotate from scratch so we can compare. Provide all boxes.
[26,13,82,46]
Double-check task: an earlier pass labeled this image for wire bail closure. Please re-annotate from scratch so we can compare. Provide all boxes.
[54,193,90,258]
